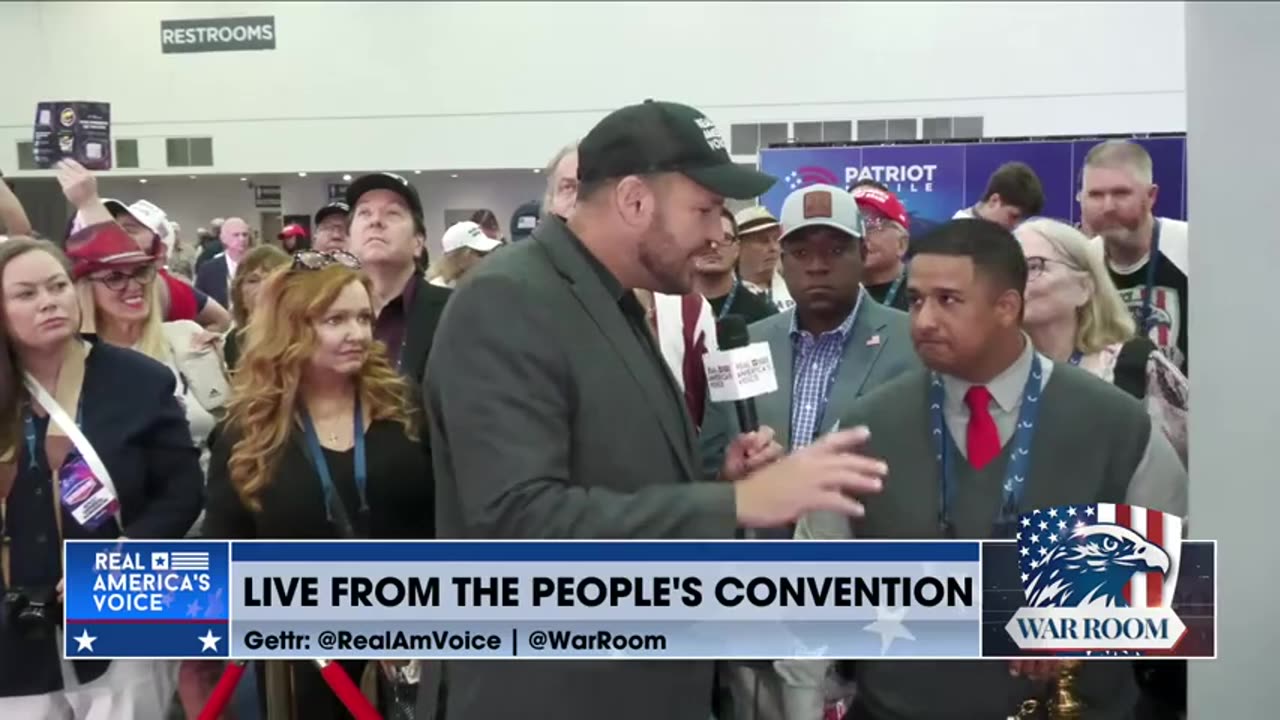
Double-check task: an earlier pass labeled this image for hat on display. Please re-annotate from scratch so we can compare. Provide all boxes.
[577,99,776,200]
[441,221,502,254]
[778,184,865,243]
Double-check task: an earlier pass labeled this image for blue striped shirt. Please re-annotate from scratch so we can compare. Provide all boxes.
[788,292,862,449]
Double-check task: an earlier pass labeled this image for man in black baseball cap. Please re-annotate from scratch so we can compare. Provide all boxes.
[313,200,350,252]
[427,102,884,720]
[577,99,775,201]
[344,172,449,383]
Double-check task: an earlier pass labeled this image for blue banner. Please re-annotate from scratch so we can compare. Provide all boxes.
[64,540,230,659]
[62,536,1214,661]
[759,135,1186,228]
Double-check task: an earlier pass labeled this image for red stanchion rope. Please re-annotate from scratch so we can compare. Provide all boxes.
[196,660,247,720]
[316,659,383,720]
[196,659,383,720]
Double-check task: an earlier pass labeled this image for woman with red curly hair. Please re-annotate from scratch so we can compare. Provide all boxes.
[200,250,432,718]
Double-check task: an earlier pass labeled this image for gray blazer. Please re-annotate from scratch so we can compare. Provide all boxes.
[700,295,921,481]
[423,217,737,720]
[697,296,918,720]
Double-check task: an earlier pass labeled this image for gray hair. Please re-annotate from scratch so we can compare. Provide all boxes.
[542,141,579,218]
[1082,140,1154,185]
[1016,217,1135,353]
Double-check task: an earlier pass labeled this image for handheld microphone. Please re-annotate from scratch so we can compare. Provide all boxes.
[706,314,778,433]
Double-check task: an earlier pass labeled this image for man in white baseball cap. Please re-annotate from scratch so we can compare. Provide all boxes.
[426,221,502,288]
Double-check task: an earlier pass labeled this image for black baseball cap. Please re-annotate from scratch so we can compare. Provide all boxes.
[314,201,350,226]
[577,100,776,200]
[345,172,424,219]
[509,200,541,242]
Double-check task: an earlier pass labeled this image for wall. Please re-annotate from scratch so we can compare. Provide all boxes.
[1186,2,1276,715]
[92,169,545,258]
[0,1,1187,176]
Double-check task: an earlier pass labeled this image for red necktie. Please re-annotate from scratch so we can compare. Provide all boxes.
[964,385,1000,470]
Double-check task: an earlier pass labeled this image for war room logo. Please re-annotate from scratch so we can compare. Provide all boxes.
[1006,503,1186,653]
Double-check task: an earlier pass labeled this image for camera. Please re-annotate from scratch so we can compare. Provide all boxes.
[4,586,61,638]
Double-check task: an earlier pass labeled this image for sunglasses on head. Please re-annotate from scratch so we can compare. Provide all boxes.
[291,250,361,271]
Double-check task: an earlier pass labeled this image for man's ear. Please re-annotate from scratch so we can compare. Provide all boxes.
[996,287,1024,327]
[614,176,655,230]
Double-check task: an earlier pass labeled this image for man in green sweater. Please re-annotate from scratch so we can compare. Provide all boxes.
[778,218,1188,720]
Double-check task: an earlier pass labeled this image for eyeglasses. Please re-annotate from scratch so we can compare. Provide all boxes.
[91,264,156,291]
[1026,256,1081,278]
[291,250,362,271]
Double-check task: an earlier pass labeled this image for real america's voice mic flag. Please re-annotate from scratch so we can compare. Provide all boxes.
[1006,503,1186,653]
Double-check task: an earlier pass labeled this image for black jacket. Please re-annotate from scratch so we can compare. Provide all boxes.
[194,253,230,309]
[0,342,204,696]
[399,276,451,385]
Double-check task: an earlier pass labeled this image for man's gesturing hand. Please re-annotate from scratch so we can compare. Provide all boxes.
[733,426,886,528]
[719,426,784,483]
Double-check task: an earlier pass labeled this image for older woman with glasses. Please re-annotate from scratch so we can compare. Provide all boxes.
[1015,217,1188,465]
[202,250,433,719]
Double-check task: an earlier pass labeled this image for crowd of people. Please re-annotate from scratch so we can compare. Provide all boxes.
[0,97,1189,720]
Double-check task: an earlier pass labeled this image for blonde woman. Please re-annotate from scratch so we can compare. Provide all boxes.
[1015,217,1187,465]
[426,221,501,288]
[66,220,229,474]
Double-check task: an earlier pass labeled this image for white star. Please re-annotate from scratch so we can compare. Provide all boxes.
[1056,520,1066,531]
[1075,521,1087,530]
[1032,509,1041,515]
[1048,508,1059,518]
[863,606,915,655]
[1019,546,1030,557]
[1067,507,1078,517]
[1085,507,1095,517]
[74,629,97,652]
[198,630,222,653]
[1020,517,1031,528]
[1038,520,1049,531]
[1038,546,1049,557]
[1020,572,1029,582]
[1029,533,1039,544]
[1015,531,1021,541]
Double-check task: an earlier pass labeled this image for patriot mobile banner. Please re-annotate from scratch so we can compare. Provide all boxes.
[61,506,1215,661]
[757,135,1187,233]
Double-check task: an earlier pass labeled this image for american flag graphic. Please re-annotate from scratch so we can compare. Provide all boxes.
[1016,503,1182,609]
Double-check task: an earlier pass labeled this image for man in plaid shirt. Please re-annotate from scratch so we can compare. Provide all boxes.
[701,184,921,720]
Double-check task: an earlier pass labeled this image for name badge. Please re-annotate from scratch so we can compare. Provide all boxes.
[59,452,119,530]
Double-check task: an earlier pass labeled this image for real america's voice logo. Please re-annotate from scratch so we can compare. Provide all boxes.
[1006,503,1185,653]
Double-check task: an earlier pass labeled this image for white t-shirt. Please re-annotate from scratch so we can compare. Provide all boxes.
[952,207,976,220]
[1089,217,1189,277]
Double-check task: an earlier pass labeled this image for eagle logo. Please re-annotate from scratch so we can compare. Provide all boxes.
[1024,524,1170,608]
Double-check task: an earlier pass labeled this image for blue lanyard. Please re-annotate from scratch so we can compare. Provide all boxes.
[882,269,906,308]
[299,398,368,523]
[716,277,741,322]
[929,353,1045,539]
[1139,219,1162,333]
[1068,351,1083,366]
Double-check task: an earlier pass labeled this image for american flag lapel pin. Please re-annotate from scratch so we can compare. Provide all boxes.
[866,334,881,347]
